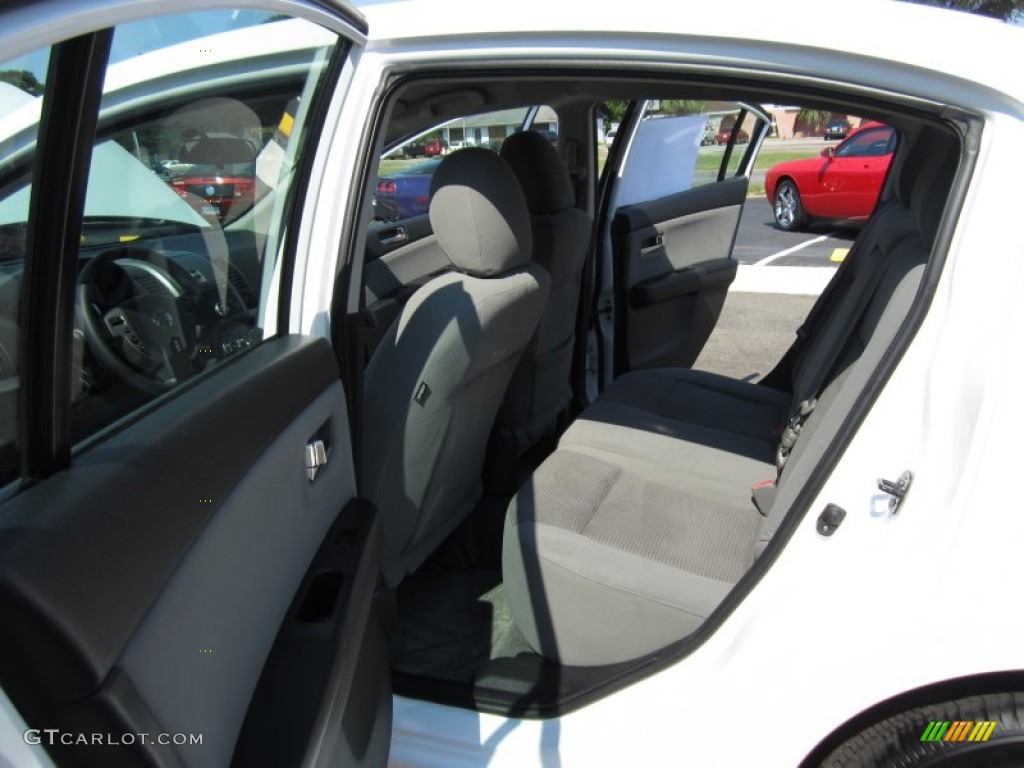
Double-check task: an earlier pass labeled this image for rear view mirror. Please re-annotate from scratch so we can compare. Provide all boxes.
[821,146,835,159]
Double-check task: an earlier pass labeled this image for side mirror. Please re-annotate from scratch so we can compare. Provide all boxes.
[821,146,835,159]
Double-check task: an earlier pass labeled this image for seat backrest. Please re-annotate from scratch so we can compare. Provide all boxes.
[362,148,550,586]
[771,125,951,405]
[495,131,590,453]
[182,136,256,166]
[757,125,960,549]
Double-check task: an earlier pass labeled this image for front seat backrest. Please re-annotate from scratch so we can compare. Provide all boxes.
[496,131,590,453]
[362,148,551,586]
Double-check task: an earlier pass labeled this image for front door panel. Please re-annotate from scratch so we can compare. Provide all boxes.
[0,337,390,767]
[0,6,389,766]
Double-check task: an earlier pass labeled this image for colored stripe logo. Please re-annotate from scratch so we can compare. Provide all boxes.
[920,720,997,743]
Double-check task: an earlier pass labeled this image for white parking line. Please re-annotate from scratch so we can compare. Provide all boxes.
[732,265,837,295]
[755,232,837,266]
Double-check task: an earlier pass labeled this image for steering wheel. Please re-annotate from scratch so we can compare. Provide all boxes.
[76,248,195,394]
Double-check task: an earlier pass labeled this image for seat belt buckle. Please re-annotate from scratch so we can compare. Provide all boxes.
[752,479,776,517]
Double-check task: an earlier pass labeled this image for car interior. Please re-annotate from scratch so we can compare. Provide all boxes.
[0,17,969,764]
[356,73,963,716]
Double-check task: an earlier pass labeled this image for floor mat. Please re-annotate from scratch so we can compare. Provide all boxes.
[394,565,532,682]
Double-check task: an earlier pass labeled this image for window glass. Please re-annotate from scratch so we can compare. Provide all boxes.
[614,101,760,208]
[0,45,51,483]
[372,106,553,222]
[61,11,340,443]
[835,126,896,158]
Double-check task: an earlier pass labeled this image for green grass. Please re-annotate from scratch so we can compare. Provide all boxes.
[751,148,819,170]
[377,157,430,177]
[694,146,819,172]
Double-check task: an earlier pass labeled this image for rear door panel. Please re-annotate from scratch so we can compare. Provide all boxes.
[603,102,767,377]
[614,177,746,371]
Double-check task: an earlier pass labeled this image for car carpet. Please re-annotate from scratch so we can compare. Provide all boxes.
[393,564,533,682]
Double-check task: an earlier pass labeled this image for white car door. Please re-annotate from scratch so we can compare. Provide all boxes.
[0,2,392,766]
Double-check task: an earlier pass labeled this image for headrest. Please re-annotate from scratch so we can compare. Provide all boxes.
[909,130,959,250]
[184,136,256,165]
[429,148,532,276]
[499,131,575,214]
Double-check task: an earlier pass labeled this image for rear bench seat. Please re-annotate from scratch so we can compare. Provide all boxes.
[502,127,959,666]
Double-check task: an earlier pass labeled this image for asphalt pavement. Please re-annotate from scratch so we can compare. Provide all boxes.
[691,196,855,379]
[734,197,857,267]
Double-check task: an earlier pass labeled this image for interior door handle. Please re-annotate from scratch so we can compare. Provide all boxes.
[379,227,408,247]
[306,439,328,482]
[639,233,664,257]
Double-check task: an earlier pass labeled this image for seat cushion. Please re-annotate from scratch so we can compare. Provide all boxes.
[598,368,791,442]
[503,449,761,666]
[558,368,786,507]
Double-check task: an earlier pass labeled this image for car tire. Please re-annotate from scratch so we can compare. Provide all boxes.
[819,692,1024,767]
[773,179,806,231]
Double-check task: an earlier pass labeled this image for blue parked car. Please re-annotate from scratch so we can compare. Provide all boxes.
[373,157,443,220]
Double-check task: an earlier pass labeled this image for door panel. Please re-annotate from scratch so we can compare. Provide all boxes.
[0,7,390,767]
[613,176,747,372]
[597,100,767,385]
[0,337,389,766]
[364,215,449,357]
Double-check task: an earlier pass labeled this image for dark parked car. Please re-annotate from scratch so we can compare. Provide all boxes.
[373,157,443,220]
[824,117,851,141]
[401,137,447,158]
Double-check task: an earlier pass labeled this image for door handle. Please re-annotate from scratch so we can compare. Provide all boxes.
[639,233,664,257]
[379,227,408,247]
[305,439,328,482]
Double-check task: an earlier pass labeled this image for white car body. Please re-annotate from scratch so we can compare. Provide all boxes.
[351,3,1024,765]
[0,1,1021,766]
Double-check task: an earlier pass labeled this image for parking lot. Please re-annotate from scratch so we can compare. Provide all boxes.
[692,196,853,380]
[734,197,857,266]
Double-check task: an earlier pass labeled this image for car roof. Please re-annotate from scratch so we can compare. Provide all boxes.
[359,0,1024,109]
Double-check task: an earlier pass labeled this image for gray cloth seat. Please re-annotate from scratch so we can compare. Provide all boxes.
[503,448,760,666]
[363,148,550,587]
[503,126,959,666]
[495,131,591,453]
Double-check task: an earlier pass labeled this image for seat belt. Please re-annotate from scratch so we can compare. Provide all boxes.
[752,250,892,518]
[774,243,894,473]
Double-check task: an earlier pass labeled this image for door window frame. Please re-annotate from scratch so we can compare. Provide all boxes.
[2,8,358,493]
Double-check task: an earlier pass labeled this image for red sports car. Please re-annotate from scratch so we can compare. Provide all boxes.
[765,122,897,231]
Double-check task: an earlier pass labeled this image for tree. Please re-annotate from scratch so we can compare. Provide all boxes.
[658,99,708,116]
[795,108,829,135]
[598,100,630,124]
[0,69,44,96]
